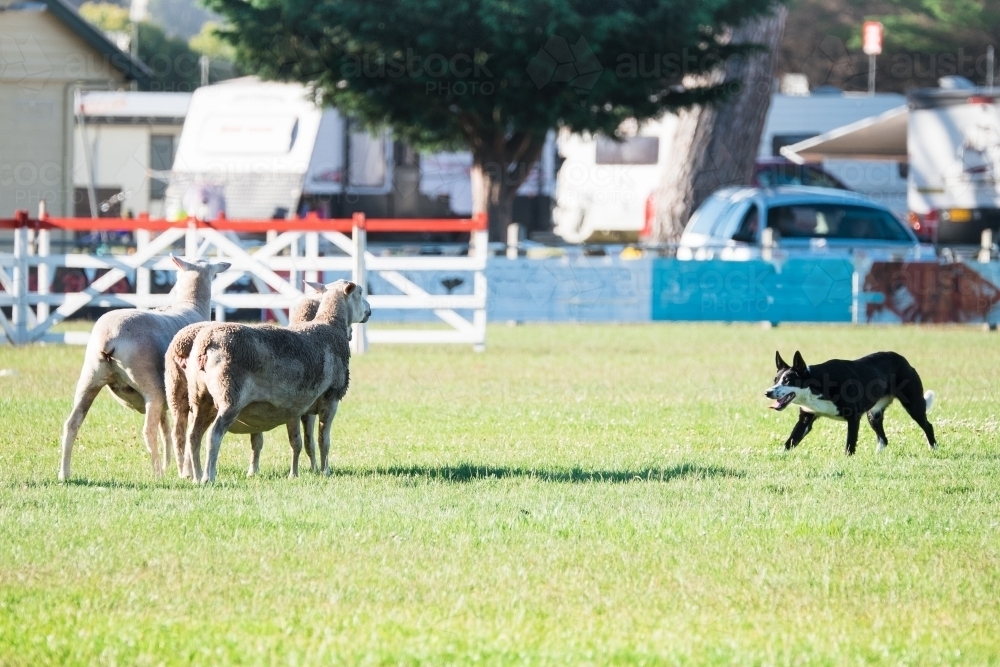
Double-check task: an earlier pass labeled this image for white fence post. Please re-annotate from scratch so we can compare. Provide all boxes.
[185,221,198,260]
[305,231,319,285]
[473,215,488,352]
[351,212,368,355]
[12,212,29,345]
[37,205,50,323]
[136,228,150,310]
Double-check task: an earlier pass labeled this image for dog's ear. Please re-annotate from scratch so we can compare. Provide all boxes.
[792,351,807,372]
[775,351,789,371]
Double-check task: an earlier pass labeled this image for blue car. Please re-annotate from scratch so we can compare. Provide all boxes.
[677,186,933,260]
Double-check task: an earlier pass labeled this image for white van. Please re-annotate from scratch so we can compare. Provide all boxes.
[552,114,676,243]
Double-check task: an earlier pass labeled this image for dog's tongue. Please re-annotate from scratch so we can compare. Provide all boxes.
[769,400,783,410]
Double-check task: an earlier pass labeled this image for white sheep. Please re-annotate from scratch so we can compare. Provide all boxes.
[165,283,327,478]
[185,280,370,483]
[59,256,231,481]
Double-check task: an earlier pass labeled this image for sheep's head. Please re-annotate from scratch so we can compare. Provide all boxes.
[342,281,371,326]
[170,255,231,279]
[316,280,371,339]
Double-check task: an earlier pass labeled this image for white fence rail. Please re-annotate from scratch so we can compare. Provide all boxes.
[0,211,489,352]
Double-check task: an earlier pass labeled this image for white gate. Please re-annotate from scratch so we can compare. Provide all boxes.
[0,210,488,352]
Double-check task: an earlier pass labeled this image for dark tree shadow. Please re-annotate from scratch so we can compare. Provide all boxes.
[325,462,745,484]
[14,463,744,488]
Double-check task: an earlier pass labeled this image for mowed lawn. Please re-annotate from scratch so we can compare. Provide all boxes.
[1,323,999,665]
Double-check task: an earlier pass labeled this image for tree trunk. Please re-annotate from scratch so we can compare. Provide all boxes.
[653,7,788,244]
[469,134,547,242]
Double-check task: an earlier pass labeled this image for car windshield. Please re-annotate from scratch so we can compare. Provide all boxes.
[686,194,737,236]
[767,204,912,242]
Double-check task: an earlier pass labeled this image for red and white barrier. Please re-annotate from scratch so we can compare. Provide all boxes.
[0,210,489,352]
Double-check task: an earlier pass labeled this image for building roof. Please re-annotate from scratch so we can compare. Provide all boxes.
[1,0,152,85]
[76,91,192,124]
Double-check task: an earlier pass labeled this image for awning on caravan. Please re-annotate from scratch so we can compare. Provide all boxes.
[780,105,909,163]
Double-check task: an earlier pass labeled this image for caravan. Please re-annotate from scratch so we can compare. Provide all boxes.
[783,78,1000,245]
[166,78,555,234]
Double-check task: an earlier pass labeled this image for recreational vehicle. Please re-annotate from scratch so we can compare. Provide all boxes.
[783,79,1000,245]
[165,78,555,234]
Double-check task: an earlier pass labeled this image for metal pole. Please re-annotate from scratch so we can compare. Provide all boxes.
[868,54,876,95]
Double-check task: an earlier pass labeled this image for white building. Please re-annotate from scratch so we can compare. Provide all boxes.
[73,91,191,218]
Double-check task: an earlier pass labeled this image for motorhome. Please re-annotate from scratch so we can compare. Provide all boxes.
[783,78,1000,245]
[165,78,555,233]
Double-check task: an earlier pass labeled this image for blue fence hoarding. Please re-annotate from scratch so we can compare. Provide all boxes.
[651,258,855,323]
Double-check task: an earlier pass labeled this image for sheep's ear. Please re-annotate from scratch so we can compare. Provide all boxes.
[343,281,357,295]
[775,351,789,371]
[212,262,231,274]
[792,351,807,372]
[304,281,326,294]
[171,255,193,271]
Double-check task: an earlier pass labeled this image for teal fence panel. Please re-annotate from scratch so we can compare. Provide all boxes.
[652,259,855,322]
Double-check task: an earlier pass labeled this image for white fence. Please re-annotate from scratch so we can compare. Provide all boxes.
[0,211,489,352]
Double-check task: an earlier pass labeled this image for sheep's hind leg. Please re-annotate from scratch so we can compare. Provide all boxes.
[159,412,173,471]
[203,406,239,484]
[302,414,317,472]
[247,432,264,477]
[142,398,166,477]
[171,406,190,478]
[59,378,105,482]
[317,401,339,476]
[186,401,214,483]
[285,420,304,478]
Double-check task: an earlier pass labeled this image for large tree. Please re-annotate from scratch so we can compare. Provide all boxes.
[654,8,787,243]
[204,0,779,240]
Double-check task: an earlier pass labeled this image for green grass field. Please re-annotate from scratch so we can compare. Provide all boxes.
[1,323,999,665]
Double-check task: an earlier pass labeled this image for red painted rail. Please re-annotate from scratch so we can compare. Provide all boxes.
[0,210,487,233]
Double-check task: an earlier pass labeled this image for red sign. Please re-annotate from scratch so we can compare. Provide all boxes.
[863,21,883,55]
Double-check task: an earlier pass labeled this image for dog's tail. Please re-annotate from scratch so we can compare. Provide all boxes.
[924,390,936,412]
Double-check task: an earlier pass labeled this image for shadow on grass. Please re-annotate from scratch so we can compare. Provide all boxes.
[327,462,744,484]
[12,463,743,488]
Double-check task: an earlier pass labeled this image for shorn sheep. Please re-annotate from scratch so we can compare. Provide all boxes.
[185,279,370,482]
[165,283,327,478]
[59,256,231,481]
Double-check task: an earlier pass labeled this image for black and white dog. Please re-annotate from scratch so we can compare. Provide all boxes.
[765,351,936,455]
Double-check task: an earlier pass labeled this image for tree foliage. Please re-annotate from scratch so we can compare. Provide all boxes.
[204,0,780,238]
[80,2,239,91]
[779,0,1000,92]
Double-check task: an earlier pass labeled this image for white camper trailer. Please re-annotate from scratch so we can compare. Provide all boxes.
[783,81,1000,245]
[165,78,393,220]
[908,87,1000,244]
[552,114,677,243]
[166,77,556,232]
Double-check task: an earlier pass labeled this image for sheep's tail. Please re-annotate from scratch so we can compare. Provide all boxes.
[924,390,935,412]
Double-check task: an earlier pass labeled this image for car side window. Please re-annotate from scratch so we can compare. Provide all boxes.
[731,204,760,243]
[767,204,913,241]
